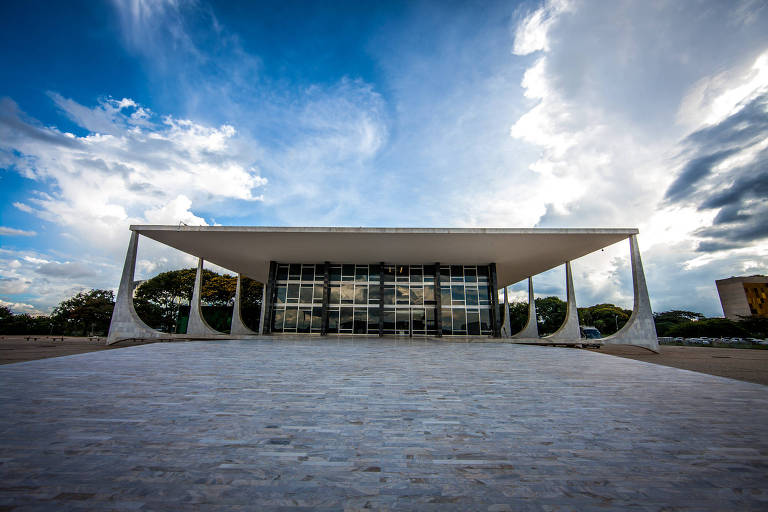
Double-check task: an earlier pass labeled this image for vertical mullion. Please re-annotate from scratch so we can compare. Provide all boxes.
[434,262,442,337]
[489,262,500,337]
[378,261,385,337]
[321,261,330,335]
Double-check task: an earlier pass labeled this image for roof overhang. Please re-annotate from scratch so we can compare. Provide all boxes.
[132,226,638,287]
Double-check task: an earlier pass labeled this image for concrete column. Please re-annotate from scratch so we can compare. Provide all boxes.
[230,274,256,336]
[602,235,659,353]
[501,287,512,338]
[434,262,442,337]
[258,284,268,335]
[107,230,166,345]
[186,258,222,336]
[512,277,539,339]
[489,263,500,337]
[545,262,581,342]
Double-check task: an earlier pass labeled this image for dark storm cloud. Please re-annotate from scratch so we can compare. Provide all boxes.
[665,92,768,252]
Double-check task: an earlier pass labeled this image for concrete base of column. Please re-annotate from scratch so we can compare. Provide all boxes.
[544,262,581,343]
[511,277,539,339]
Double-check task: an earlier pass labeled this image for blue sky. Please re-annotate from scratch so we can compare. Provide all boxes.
[1,0,767,316]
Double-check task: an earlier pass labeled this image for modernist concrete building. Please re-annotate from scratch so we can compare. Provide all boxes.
[716,275,768,320]
[107,226,659,352]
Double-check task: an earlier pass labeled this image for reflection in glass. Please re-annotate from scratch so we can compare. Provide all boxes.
[313,283,324,302]
[412,309,425,331]
[354,285,368,304]
[465,287,479,306]
[410,266,422,282]
[464,267,477,283]
[396,285,409,304]
[478,285,490,305]
[284,308,298,329]
[451,265,463,281]
[480,309,491,333]
[383,311,395,332]
[369,264,380,283]
[382,265,395,281]
[330,266,341,282]
[311,307,322,331]
[426,309,435,332]
[440,266,450,281]
[383,286,395,305]
[441,287,451,306]
[369,285,380,304]
[467,310,480,335]
[441,308,452,335]
[424,285,435,304]
[276,285,287,304]
[410,286,424,305]
[328,308,339,333]
[300,284,313,304]
[342,264,355,278]
[301,266,314,282]
[452,308,466,333]
[273,309,284,331]
[354,309,367,334]
[276,265,289,281]
[330,285,340,304]
[396,265,409,281]
[289,264,301,280]
[477,265,489,282]
[355,266,368,282]
[368,308,379,333]
[298,308,311,333]
[287,283,300,300]
[396,310,409,334]
[341,283,354,303]
[451,285,465,303]
[340,307,353,330]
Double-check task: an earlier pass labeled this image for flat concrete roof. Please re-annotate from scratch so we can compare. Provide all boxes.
[133,225,638,287]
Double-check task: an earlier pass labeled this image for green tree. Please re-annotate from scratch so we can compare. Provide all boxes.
[535,296,566,336]
[667,318,750,338]
[507,301,529,334]
[51,289,115,336]
[578,304,631,335]
[134,268,196,332]
[653,310,705,336]
[239,276,264,331]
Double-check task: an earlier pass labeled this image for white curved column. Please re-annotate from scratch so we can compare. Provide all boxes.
[186,258,223,336]
[544,262,581,342]
[602,235,659,353]
[107,231,166,345]
[258,284,268,335]
[501,287,512,338]
[512,277,539,339]
[230,274,257,336]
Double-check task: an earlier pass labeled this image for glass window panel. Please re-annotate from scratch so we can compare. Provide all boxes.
[383,311,396,332]
[368,285,380,304]
[284,308,298,329]
[423,265,435,283]
[289,264,301,280]
[467,310,480,335]
[354,309,367,334]
[477,266,489,282]
[300,284,313,304]
[412,309,425,331]
[327,308,339,333]
[440,266,450,281]
[276,265,289,281]
[465,287,479,306]
[340,307,354,330]
[342,264,355,277]
[341,283,354,304]
[330,265,341,282]
[311,307,323,330]
[396,310,409,334]
[297,308,311,333]
[272,309,284,331]
[330,284,340,304]
[369,264,380,283]
[480,309,491,333]
[313,283,324,302]
[410,266,422,282]
[354,285,368,304]
[355,265,368,282]
[424,285,435,304]
[441,308,452,335]
[382,265,395,281]
[301,265,314,282]
[396,285,409,304]
[368,308,380,333]
[426,309,436,332]
[441,287,451,306]
[451,284,465,303]
[276,285,287,304]
[410,286,424,305]
[464,267,477,283]
[287,283,300,299]
[451,265,463,281]
[452,308,467,333]
[383,286,395,305]
[396,265,409,282]
[478,285,490,305]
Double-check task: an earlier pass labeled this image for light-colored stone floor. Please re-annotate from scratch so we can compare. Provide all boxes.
[0,338,766,511]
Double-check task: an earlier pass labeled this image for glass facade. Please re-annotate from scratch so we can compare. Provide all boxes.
[270,263,494,336]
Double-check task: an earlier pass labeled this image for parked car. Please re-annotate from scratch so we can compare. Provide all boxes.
[580,326,602,339]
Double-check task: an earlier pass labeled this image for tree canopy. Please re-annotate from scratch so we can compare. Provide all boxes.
[50,289,115,336]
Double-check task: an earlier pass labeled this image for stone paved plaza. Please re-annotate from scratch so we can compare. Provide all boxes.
[1,339,767,511]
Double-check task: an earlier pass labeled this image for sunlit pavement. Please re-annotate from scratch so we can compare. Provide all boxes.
[1,338,766,510]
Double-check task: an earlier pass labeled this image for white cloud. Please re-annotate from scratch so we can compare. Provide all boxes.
[0,226,36,237]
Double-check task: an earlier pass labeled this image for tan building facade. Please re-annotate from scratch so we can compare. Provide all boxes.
[716,275,768,320]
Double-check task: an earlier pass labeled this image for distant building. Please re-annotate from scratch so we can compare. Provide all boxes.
[716,275,768,320]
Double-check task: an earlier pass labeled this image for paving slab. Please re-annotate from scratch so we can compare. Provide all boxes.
[0,338,766,511]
